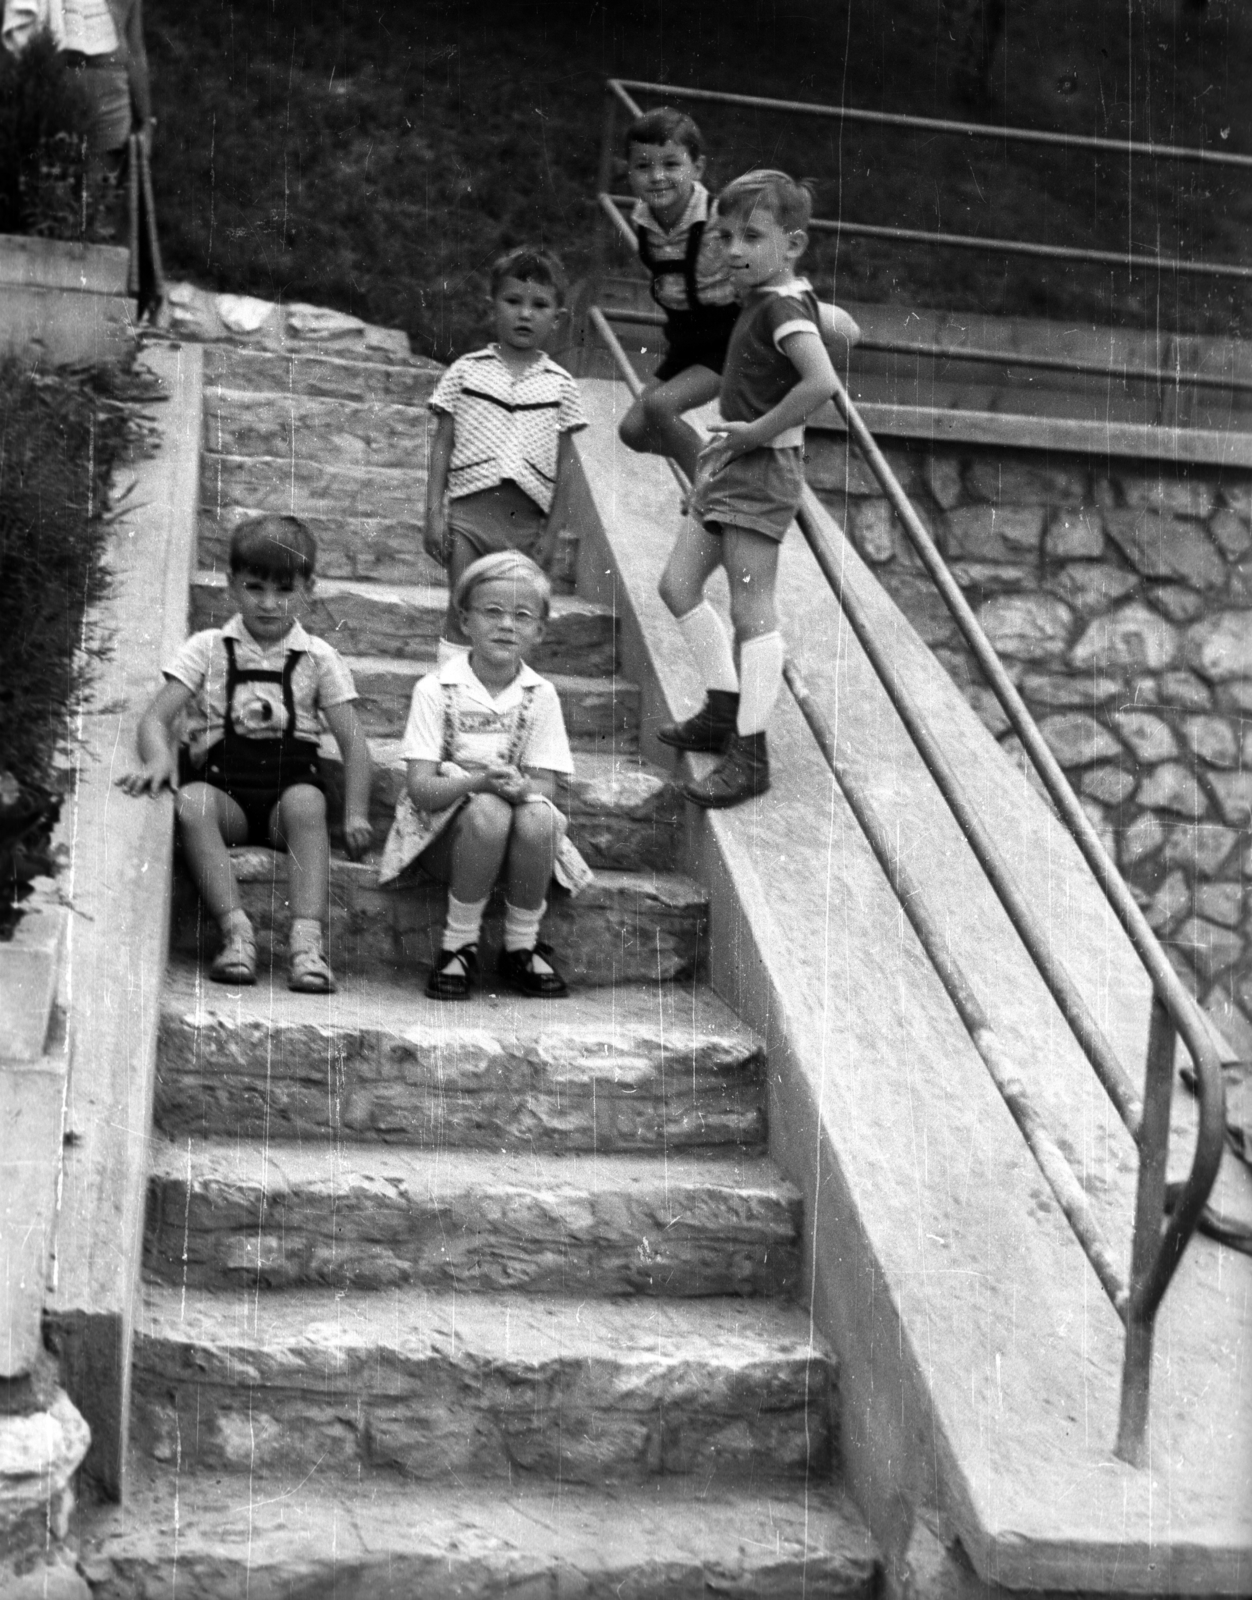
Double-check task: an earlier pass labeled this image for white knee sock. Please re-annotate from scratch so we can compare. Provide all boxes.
[736,632,784,735]
[443,893,488,951]
[503,900,546,954]
[677,602,738,694]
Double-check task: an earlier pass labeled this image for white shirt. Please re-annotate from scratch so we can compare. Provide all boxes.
[429,346,587,513]
[164,615,357,761]
[399,652,573,776]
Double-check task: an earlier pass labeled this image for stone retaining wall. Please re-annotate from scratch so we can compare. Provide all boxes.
[806,427,1252,1058]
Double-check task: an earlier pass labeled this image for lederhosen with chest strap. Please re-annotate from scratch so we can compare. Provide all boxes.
[636,218,740,383]
[197,637,325,846]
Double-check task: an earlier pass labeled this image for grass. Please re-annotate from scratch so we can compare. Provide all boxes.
[144,0,1252,363]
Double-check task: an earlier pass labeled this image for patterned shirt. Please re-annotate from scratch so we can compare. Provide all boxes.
[719,279,823,449]
[164,615,358,762]
[429,346,587,513]
[630,183,736,314]
[399,653,574,775]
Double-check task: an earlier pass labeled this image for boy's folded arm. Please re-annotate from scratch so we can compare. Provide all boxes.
[715,330,839,452]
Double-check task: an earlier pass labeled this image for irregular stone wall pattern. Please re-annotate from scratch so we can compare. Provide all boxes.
[807,433,1252,1058]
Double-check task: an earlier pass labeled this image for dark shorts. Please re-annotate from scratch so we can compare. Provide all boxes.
[447,481,547,561]
[654,305,740,383]
[187,740,324,848]
[691,443,806,543]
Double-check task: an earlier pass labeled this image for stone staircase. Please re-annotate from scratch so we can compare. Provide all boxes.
[79,329,881,1595]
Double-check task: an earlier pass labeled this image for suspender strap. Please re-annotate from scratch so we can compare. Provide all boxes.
[636,217,708,311]
[221,635,302,738]
[440,683,538,767]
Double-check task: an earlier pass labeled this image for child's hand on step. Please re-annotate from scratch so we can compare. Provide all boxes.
[341,812,374,860]
[115,751,178,797]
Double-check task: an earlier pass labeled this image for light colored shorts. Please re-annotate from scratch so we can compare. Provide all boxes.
[447,481,547,560]
[690,443,805,543]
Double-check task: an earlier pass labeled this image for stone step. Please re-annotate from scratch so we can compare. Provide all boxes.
[346,653,640,748]
[321,743,683,872]
[202,451,428,527]
[189,570,618,677]
[155,963,767,1151]
[142,1141,802,1297]
[198,504,446,586]
[170,855,707,986]
[131,1283,835,1486]
[203,387,431,471]
[203,340,444,405]
[82,1465,879,1599]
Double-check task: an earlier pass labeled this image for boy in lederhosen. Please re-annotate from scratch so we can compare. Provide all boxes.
[118,515,372,991]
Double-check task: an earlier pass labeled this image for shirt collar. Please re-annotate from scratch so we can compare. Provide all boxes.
[439,650,543,701]
[223,613,312,654]
[631,180,710,239]
[478,344,557,380]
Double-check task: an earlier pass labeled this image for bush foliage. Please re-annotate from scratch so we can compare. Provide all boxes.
[0,360,125,925]
[0,29,92,238]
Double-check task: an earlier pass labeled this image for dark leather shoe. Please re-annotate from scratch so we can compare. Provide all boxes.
[497,942,569,998]
[656,689,739,754]
[682,731,770,809]
[425,943,478,1000]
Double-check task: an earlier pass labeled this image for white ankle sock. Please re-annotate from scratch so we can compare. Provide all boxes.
[736,632,784,735]
[503,900,545,954]
[677,602,738,694]
[443,893,488,951]
[437,636,471,666]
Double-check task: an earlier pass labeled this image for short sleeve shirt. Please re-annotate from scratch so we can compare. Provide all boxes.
[719,279,823,447]
[631,183,737,314]
[164,615,358,761]
[429,346,587,513]
[399,653,573,776]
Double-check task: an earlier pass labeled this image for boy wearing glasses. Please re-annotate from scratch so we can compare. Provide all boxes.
[379,552,591,1001]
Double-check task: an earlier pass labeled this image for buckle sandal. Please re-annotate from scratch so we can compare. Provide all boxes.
[656,690,739,754]
[497,942,569,999]
[210,919,257,986]
[288,924,337,994]
[426,943,478,1001]
[683,731,771,810]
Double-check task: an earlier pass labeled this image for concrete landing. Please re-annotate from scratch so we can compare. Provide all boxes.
[572,381,1252,1594]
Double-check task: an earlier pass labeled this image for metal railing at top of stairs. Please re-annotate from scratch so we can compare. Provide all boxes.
[586,300,1227,1469]
[595,78,1252,411]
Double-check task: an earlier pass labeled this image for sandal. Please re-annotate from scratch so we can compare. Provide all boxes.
[497,942,569,999]
[425,943,478,1001]
[287,924,337,994]
[210,919,257,986]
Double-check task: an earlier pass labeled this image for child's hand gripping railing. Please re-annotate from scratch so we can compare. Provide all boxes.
[587,301,1227,1467]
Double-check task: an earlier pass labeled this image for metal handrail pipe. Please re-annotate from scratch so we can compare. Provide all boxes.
[793,494,1145,1140]
[822,371,1227,1319]
[785,657,1129,1311]
[609,76,1252,172]
[595,301,1252,397]
[606,192,1252,282]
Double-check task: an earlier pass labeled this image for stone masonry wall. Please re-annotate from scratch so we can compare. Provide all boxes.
[805,429,1252,1059]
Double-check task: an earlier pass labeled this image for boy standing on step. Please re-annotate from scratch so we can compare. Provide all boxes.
[379,551,592,1003]
[424,247,587,660]
[118,515,373,992]
[657,169,842,809]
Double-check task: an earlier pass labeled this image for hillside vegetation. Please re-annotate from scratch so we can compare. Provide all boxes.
[146,0,1252,361]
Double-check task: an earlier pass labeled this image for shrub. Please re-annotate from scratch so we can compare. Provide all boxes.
[0,28,91,238]
[0,359,128,929]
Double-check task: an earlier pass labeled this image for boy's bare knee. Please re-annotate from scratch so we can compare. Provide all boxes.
[278,784,327,830]
[175,782,219,831]
[464,792,513,841]
[618,407,648,452]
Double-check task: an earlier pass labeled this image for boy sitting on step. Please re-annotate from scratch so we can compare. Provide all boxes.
[424,246,587,662]
[657,169,843,809]
[117,515,373,992]
[378,551,592,1002]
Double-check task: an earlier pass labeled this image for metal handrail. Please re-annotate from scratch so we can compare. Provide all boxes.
[597,302,1252,399]
[587,299,1227,1467]
[608,77,1252,171]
